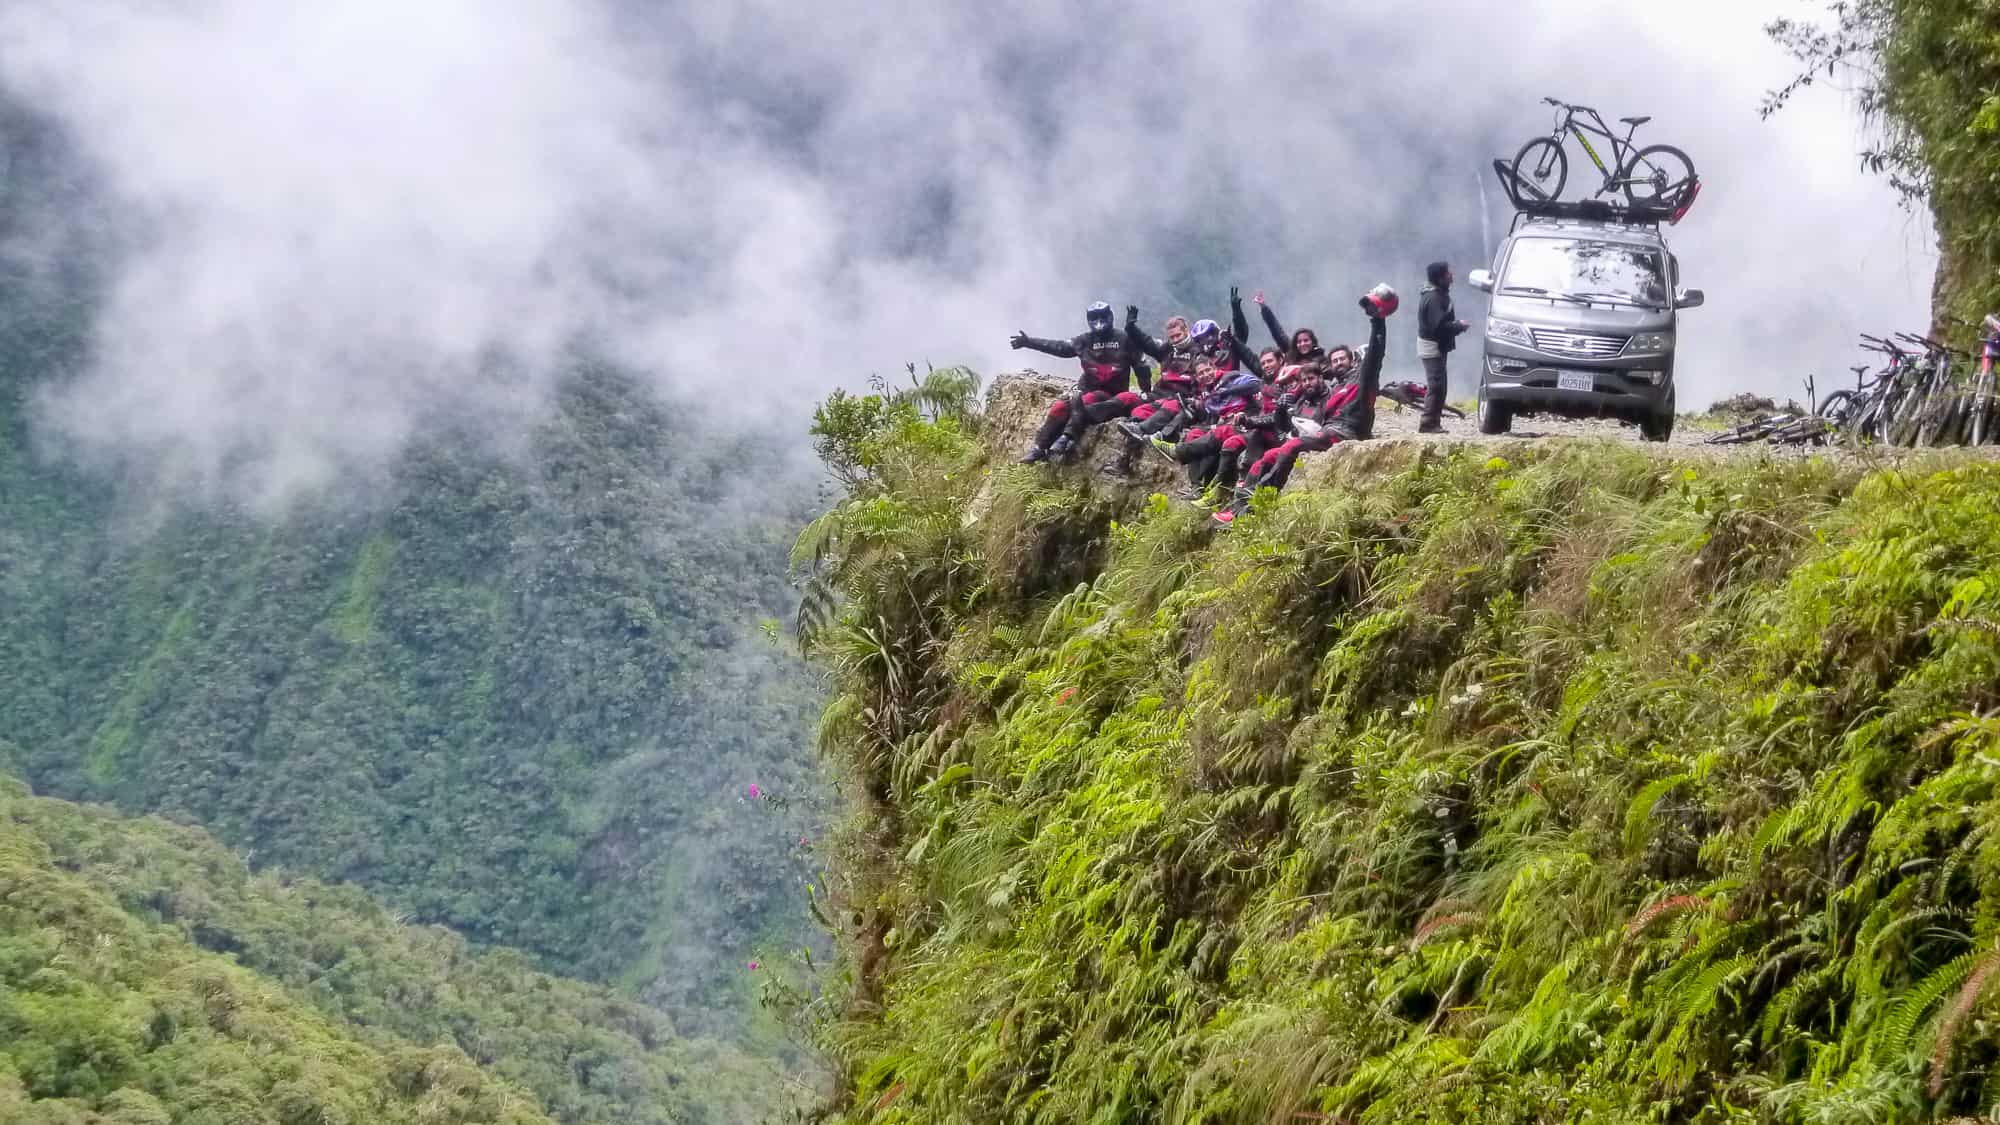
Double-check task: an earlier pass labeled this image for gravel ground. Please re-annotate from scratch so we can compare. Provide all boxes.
[982,371,2000,500]
[1365,397,2000,468]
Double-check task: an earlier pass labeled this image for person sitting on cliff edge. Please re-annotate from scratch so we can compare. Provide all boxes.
[1012,301,1151,464]
[1214,283,1398,526]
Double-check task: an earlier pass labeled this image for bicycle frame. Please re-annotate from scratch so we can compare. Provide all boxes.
[1549,104,1645,189]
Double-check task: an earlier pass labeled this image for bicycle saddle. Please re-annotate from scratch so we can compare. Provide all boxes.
[1620,115,1652,126]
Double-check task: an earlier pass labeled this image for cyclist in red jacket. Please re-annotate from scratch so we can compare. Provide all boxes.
[1220,287,1396,522]
[1012,302,1150,464]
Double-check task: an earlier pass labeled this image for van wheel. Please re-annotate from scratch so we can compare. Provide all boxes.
[1639,386,1677,442]
[1477,386,1513,435]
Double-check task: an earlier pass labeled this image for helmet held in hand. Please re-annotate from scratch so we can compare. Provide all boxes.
[1360,284,1399,318]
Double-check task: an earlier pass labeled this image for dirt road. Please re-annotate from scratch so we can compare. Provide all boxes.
[982,371,2000,499]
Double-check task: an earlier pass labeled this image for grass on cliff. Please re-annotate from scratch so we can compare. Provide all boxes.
[794,374,2000,1123]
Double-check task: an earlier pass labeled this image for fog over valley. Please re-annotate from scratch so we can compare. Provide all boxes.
[0,0,1930,502]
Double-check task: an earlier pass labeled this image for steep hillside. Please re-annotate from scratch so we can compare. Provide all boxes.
[795,376,2000,1122]
[0,116,828,1041]
[0,361,825,1032]
[0,777,790,1124]
[0,776,554,1125]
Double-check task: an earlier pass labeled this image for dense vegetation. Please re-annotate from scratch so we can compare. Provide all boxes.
[0,285,826,1040]
[1,773,556,1125]
[795,377,2000,1122]
[1767,0,2000,335]
[0,777,796,1123]
[1,93,826,1118]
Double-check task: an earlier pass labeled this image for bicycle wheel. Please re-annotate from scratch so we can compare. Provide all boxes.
[1815,389,1859,426]
[1511,138,1568,202]
[1921,395,1957,447]
[1621,144,1696,208]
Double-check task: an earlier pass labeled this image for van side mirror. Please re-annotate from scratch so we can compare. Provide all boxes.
[1675,287,1705,309]
[1468,269,1494,293]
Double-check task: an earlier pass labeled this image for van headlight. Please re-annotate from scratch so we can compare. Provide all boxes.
[1628,332,1674,354]
[1486,318,1532,346]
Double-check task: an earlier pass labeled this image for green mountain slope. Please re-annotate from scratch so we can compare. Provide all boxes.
[0,777,790,1124]
[0,120,828,1039]
[0,775,560,1125]
[0,359,825,1030]
[796,379,2000,1122]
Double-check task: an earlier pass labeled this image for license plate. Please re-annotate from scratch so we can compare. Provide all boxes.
[1556,371,1595,393]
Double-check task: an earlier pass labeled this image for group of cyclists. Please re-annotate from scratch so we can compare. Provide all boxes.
[1009,269,1466,525]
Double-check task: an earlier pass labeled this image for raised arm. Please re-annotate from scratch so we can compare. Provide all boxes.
[1359,315,1387,399]
[1229,335,1260,372]
[1230,287,1251,344]
[1127,324,1168,361]
[1010,332,1078,358]
[1259,302,1290,352]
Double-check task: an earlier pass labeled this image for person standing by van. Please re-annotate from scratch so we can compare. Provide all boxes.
[1416,261,1469,433]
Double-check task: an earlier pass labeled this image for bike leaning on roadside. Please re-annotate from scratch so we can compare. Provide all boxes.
[1511,97,1697,208]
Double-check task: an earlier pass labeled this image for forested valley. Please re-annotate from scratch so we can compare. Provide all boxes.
[1,101,830,1123]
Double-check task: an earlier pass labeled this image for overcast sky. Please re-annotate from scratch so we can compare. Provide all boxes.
[0,0,1933,503]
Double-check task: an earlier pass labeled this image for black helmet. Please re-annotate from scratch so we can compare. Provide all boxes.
[1085,301,1115,332]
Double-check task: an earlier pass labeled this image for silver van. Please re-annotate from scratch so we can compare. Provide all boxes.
[1467,214,1703,441]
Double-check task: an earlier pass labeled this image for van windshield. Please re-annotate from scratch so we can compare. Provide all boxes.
[1499,237,1668,309]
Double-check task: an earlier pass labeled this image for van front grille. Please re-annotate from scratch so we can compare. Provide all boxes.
[1530,328,1628,358]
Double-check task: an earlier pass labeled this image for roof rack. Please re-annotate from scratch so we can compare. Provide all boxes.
[1490,158,1699,233]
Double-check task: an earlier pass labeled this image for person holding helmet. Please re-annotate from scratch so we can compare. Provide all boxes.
[1215,285,1396,524]
[1011,301,1151,464]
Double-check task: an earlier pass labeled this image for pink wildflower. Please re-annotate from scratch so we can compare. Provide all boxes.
[747,959,760,971]
[746,783,762,799]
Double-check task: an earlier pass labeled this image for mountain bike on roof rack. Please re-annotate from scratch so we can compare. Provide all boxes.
[1512,97,1697,209]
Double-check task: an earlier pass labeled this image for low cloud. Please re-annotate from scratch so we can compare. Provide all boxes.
[0,0,1931,503]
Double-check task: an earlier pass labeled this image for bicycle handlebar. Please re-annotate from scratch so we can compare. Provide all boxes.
[1893,331,1953,353]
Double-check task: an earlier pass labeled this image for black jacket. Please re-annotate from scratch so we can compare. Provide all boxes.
[1260,303,1332,373]
[1417,286,1465,355]
[1326,316,1387,439]
[1017,330,1150,395]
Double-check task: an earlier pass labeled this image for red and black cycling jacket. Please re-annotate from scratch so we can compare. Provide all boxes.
[1324,317,1388,439]
[1016,331,1150,395]
[1193,331,1259,375]
[1279,367,1336,423]
[1234,383,1293,439]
